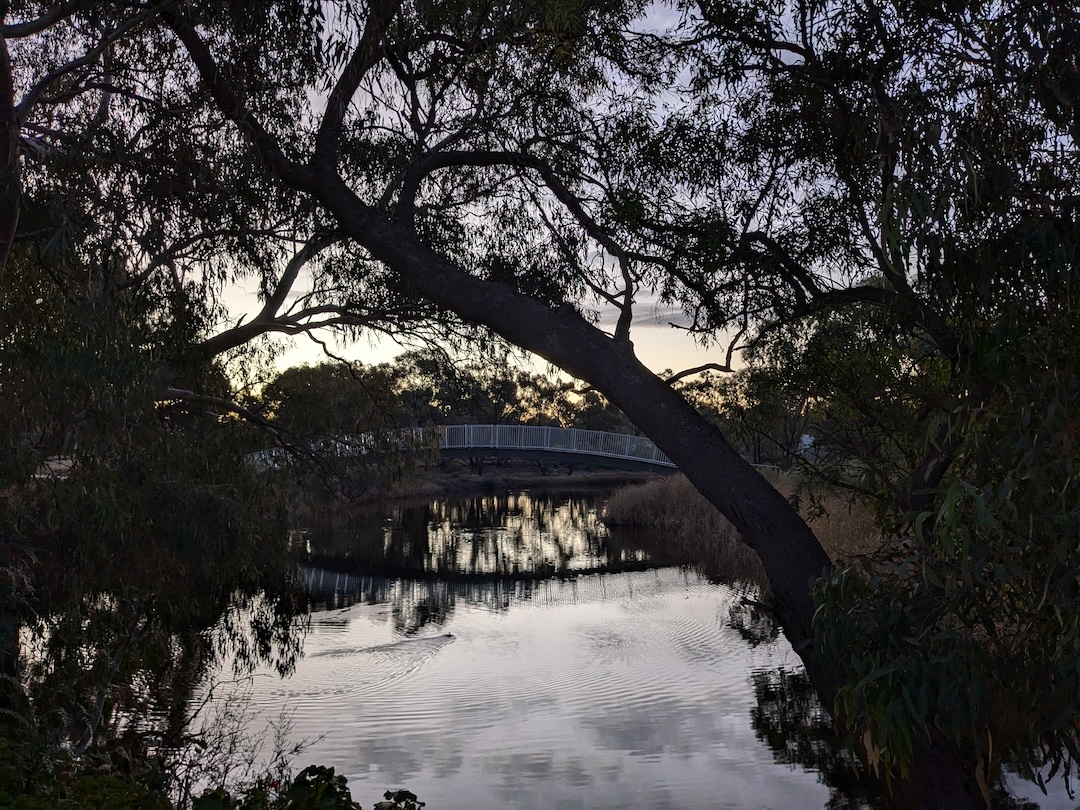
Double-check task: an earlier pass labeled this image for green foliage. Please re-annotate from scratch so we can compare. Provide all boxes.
[0,735,172,809]
[0,237,305,799]
[644,0,1080,790]
[7,0,1080,800]
[260,362,418,498]
[278,767,358,810]
[372,790,424,810]
[0,743,420,810]
[721,301,954,517]
[813,310,1080,785]
[193,765,362,810]
[188,767,424,810]
[263,364,401,440]
[390,349,550,426]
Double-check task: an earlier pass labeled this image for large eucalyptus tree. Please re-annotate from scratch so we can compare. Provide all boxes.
[4,0,1079,806]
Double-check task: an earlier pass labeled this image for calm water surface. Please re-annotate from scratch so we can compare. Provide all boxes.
[228,490,834,808]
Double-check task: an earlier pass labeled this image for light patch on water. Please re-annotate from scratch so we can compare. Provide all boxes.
[230,569,831,809]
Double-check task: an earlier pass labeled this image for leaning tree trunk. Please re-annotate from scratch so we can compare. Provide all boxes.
[319,192,984,808]
[169,22,987,801]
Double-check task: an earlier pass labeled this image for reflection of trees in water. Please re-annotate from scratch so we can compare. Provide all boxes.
[750,664,1043,810]
[17,586,305,749]
[750,668,887,809]
[727,600,781,647]
[308,572,558,635]
[1,475,309,794]
[733,600,884,808]
[309,490,651,577]
[306,489,741,581]
[391,596,451,636]
[301,487,776,638]
[306,568,717,636]
[412,491,617,575]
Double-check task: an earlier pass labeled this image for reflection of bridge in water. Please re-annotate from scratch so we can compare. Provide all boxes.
[302,565,711,633]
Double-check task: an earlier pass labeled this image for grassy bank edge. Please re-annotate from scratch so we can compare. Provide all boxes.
[602,474,880,592]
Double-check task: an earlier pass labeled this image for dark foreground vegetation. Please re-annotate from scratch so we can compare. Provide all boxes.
[2,0,1079,807]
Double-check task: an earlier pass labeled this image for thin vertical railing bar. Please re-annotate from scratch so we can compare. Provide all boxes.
[432,424,674,466]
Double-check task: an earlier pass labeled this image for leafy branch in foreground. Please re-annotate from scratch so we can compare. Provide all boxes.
[4,0,1080,806]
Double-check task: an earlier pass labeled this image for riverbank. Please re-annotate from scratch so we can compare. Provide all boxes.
[601,473,881,591]
[389,458,660,500]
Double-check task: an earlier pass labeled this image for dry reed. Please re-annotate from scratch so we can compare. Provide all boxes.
[768,477,882,564]
[603,473,882,591]
[603,475,769,591]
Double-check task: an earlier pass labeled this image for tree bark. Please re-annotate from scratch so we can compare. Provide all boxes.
[169,21,987,802]
[325,182,835,645]
[0,27,21,278]
[309,184,982,806]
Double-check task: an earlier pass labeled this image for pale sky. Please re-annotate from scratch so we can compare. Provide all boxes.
[217,2,736,379]
[223,276,737,377]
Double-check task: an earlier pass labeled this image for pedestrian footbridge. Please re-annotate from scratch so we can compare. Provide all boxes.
[252,424,677,473]
[438,424,676,472]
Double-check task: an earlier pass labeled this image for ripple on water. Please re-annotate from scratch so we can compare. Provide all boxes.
[250,632,456,706]
[230,568,829,810]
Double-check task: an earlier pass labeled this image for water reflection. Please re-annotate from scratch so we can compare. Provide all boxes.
[750,668,887,809]
[303,562,731,636]
[286,491,877,807]
[304,490,694,581]
[242,569,832,810]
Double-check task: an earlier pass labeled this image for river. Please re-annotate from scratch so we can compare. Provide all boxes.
[203,488,866,808]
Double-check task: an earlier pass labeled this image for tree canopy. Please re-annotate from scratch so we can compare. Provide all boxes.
[4,0,1080,805]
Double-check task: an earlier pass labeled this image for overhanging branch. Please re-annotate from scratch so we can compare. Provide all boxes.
[312,0,404,169]
[165,7,316,193]
[3,3,78,38]
[397,148,649,340]
[15,1,179,125]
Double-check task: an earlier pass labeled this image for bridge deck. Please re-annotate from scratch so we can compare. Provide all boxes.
[438,424,675,470]
[251,424,677,472]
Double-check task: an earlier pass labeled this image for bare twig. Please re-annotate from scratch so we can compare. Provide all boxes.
[74,609,150,756]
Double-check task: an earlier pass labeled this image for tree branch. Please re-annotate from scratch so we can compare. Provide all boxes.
[165,7,316,193]
[15,1,177,125]
[198,303,419,359]
[261,234,340,319]
[738,230,824,307]
[0,25,19,278]
[397,148,643,340]
[665,362,735,384]
[312,0,404,169]
[2,2,78,38]
[164,386,284,444]
[73,609,149,757]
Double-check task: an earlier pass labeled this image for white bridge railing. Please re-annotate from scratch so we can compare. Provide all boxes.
[251,424,677,470]
[439,424,675,468]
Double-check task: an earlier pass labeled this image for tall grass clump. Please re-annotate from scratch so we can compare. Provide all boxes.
[769,477,882,564]
[603,475,769,591]
[603,474,882,591]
